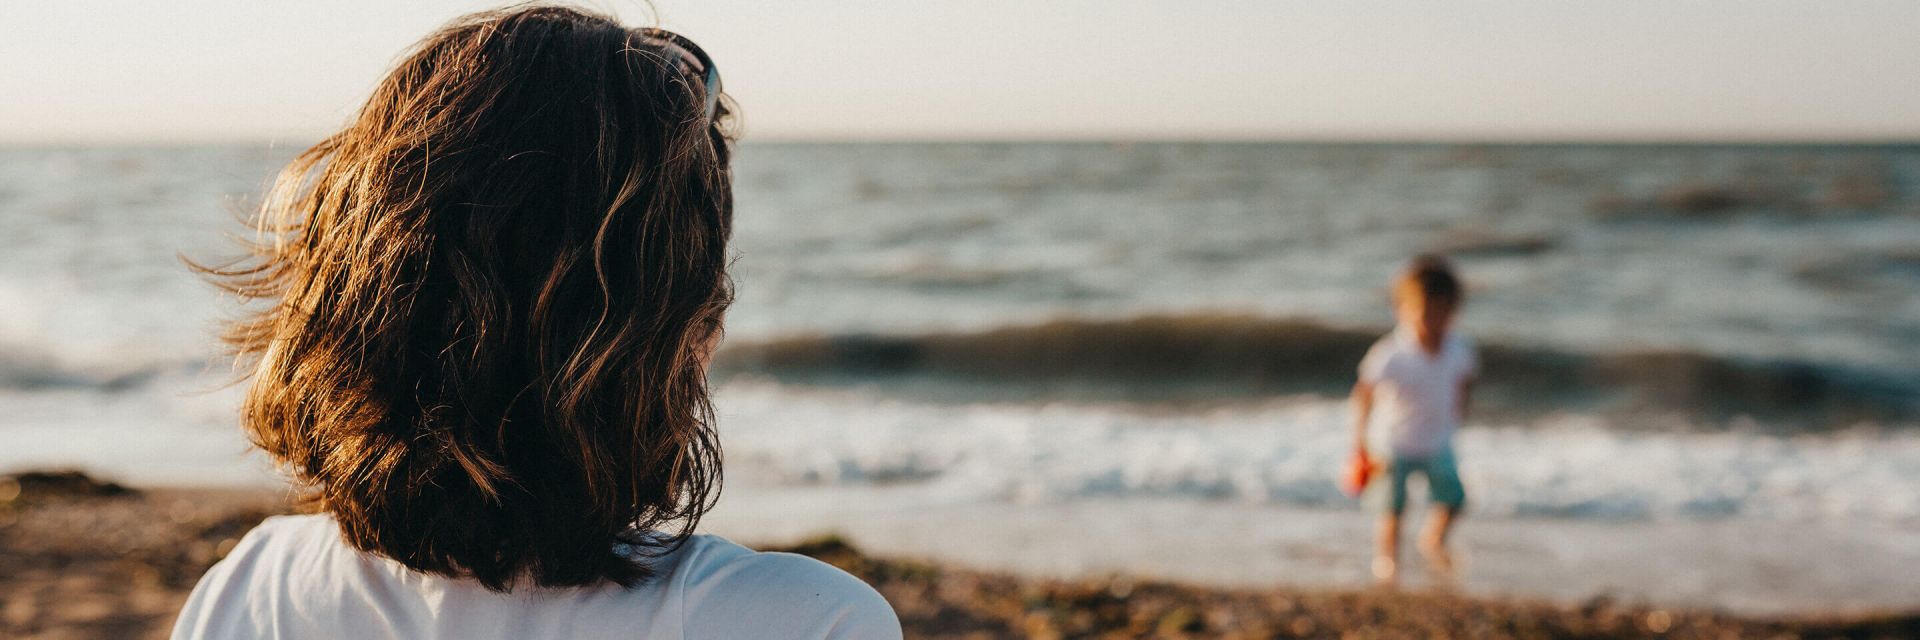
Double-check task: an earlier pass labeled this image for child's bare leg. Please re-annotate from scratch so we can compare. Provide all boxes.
[1417,505,1457,576]
[1373,514,1401,584]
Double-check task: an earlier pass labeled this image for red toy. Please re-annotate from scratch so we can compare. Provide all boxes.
[1340,448,1377,498]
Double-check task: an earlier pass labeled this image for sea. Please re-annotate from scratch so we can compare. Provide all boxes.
[3,142,1918,613]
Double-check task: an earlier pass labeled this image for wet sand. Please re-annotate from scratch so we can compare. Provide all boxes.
[0,471,1912,639]
[701,485,1920,617]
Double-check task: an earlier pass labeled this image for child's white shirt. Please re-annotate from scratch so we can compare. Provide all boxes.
[1359,327,1478,458]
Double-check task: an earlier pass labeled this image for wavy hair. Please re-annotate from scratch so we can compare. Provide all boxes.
[196,5,735,590]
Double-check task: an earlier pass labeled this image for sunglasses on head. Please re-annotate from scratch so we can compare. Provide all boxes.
[638,28,722,123]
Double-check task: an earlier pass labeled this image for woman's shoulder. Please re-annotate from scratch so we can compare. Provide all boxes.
[205,513,338,568]
[671,535,902,639]
[183,513,349,589]
[244,512,338,539]
[171,514,345,638]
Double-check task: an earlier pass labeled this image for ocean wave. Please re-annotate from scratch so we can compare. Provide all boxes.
[713,314,1920,428]
[714,381,1920,524]
[0,342,197,393]
[1588,168,1908,219]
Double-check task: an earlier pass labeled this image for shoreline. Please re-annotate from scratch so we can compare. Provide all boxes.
[698,484,1920,618]
[2,472,1915,639]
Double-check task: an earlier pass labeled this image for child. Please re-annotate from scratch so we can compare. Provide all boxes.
[1350,255,1477,584]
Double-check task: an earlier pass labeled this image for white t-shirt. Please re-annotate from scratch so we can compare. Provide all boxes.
[1358,327,1478,458]
[171,514,901,640]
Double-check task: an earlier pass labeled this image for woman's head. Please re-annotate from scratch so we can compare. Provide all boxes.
[201,5,735,590]
[1392,254,1463,343]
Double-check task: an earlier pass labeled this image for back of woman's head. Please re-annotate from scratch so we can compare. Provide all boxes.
[202,5,735,590]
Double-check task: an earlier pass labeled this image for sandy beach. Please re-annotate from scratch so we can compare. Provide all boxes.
[2,470,1913,640]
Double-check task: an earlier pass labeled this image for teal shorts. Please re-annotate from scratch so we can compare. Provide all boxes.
[1366,448,1466,514]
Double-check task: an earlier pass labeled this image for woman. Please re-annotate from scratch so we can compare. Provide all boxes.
[173,6,899,639]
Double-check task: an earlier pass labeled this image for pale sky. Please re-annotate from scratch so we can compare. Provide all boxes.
[3,1,1918,144]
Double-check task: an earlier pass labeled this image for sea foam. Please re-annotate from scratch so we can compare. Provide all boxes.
[716,380,1920,524]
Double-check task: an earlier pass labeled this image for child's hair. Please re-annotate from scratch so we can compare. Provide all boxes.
[196,5,735,590]
[1394,254,1463,305]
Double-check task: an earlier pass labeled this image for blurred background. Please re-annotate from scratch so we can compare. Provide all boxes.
[3,0,1918,625]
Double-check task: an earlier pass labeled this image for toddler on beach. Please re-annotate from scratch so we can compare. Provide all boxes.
[1350,255,1477,584]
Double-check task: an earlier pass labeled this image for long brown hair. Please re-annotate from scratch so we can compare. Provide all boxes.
[197,5,735,590]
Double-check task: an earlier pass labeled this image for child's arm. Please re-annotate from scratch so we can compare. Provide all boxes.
[1458,342,1478,423]
[1457,379,1473,423]
[1350,380,1373,453]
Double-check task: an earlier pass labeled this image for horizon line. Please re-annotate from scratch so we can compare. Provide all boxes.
[5,132,1919,149]
[3,135,1920,148]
